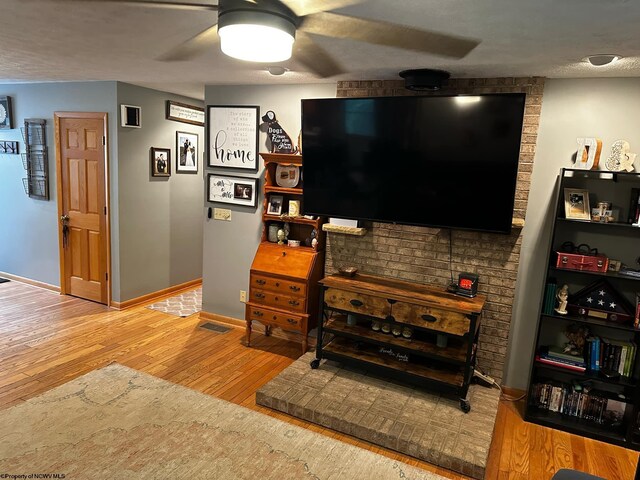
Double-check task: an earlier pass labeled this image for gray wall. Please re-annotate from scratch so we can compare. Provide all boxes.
[504,77,640,389]
[116,82,204,302]
[202,83,336,319]
[0,81,119,289]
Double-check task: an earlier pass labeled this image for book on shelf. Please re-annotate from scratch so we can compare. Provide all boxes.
[635,293,640,329]
[628,188,640,225]
[543,281,557,315]
[535,355,586,372]
[546,345,585,363]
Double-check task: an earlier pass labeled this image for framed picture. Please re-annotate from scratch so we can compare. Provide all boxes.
[207,174,257,207]
[207,105,259,172]
[267,195,283,215]
[151,147,171,177]
[0,96,13,129]
[176,131,198,173]
[564,188,591,220]
[166,100,205,126]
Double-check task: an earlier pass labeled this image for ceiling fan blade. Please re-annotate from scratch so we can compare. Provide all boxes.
[299,12,479,59]
[293,31,345,78]
[157,24,219,61]
[277,0,362,17]
[53,0,218,11]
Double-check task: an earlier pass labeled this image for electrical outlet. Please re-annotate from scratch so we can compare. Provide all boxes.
[214,208,231,221]
[239,290,247,303]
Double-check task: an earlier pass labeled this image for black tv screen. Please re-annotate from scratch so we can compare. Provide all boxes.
[301,94,525,234]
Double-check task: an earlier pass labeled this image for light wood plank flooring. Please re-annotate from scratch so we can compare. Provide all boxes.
[0,281,637,480]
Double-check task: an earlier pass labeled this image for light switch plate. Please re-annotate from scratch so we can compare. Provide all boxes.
[214,208,231,221]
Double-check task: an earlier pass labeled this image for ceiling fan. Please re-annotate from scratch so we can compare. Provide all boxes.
[60,0,480,77]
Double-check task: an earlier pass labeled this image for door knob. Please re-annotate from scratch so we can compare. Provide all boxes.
[60,214,69,223]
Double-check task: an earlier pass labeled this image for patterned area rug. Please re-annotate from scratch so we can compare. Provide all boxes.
[257,353,500,479]
[0,364,447,480]
[147,287,202,317]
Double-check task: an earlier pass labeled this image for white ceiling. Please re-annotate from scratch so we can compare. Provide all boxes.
[2,0,640,100]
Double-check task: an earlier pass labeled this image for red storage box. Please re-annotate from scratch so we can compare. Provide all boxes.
[556,252,609,272]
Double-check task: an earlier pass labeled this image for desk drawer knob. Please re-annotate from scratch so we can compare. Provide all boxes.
[289,285,300,292]
[287,318,297,324]
[350,299,364,307]
[256,279,266,285]
[253,311,263,317]
[421,314,437,323]
[289,300,300,306]
[255,293,265,299]
[275,282,280,287]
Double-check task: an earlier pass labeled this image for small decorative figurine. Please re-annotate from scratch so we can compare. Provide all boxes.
[261,110,298,154]
[563,324,589,356]
[277,229,286,245]
[605,140,637,172]
[555,284,569,315]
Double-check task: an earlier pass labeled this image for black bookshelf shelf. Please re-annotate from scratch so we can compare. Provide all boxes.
[534,362,636,387]
[556,218,640,230]
[548,267,640,283]
[541,313,639,333]
[525,410,627,447]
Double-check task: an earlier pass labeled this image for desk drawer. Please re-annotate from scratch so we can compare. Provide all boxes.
[324,287,389,318]
[393,302,470,336]
[250,288,306,313]
[247,305,305,331]
[250,273,307,297]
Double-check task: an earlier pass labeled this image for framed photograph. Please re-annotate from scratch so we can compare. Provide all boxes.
[150,147,171,177]
[176,131,198,173]
[166,100,205,126]
[207,174,257,207]
[267,195,284,215]
[207,105,259,172]
[564,188,591,220]
[0,96,13,129]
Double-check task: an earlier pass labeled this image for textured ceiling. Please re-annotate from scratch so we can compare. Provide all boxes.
[1,0,640,99]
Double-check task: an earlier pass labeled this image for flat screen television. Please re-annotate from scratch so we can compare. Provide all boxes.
[301,93,526,234]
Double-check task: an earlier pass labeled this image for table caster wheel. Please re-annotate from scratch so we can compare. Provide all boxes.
[310,359,320,369]
[459,399,471,413]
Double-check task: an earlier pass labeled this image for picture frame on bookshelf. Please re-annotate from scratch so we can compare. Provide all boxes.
[564,188,591,220]
[267,195,283,215]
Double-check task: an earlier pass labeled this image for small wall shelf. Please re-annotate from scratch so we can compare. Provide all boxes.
[322,223,368,236]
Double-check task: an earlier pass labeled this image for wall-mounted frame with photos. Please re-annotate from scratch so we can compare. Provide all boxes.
[176,131,198,173]
[0,96,13,129]
[207,173,257,207]
[151,147,171,177]
[207,105,259,172]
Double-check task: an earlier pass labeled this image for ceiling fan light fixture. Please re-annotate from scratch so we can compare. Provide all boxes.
[585,54,622,67]
[218,10,296,63]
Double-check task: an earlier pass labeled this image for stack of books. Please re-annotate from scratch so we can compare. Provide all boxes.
[536,346,586,372]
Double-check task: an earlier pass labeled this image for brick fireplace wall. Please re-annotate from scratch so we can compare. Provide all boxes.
[325,77,544,382]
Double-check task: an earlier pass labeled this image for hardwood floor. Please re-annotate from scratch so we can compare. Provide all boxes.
[0,280,637,480]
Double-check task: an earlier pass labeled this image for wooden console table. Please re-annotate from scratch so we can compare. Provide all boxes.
[312,273,486,411]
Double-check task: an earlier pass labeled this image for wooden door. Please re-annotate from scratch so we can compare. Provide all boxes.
[55,113,109,304]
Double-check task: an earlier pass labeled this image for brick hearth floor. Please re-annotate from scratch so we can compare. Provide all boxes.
[256,352,499,479]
